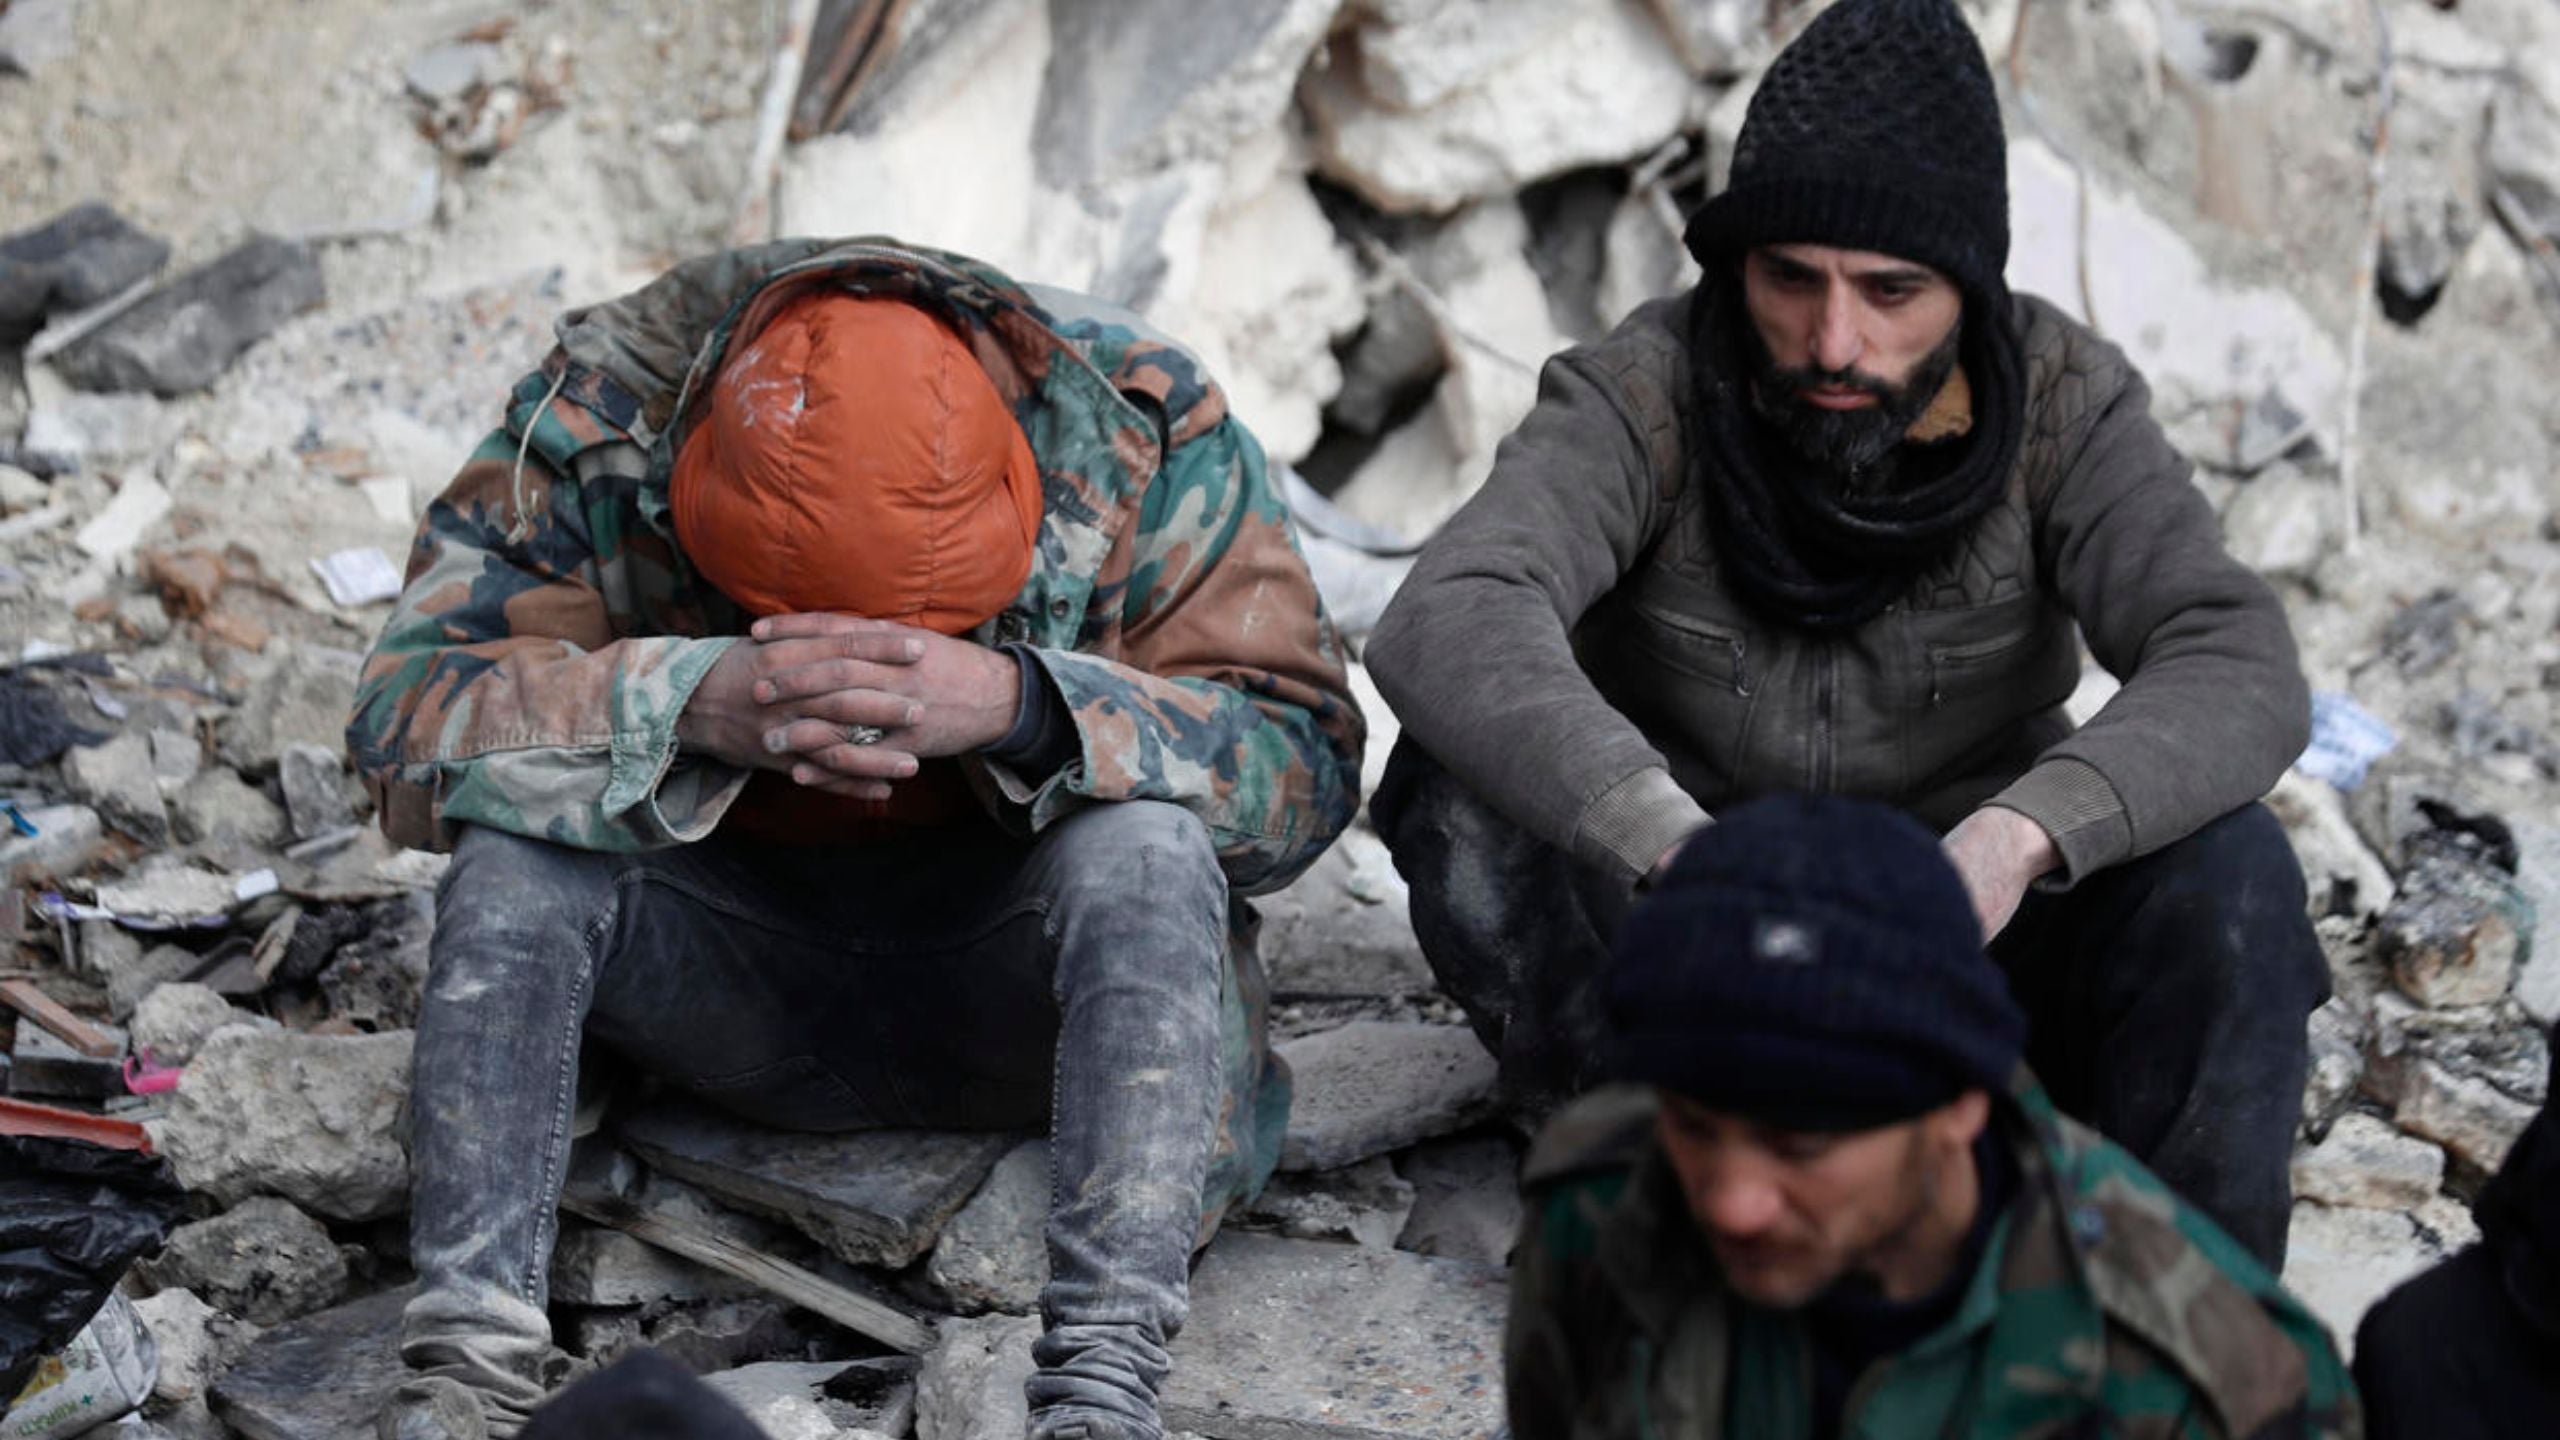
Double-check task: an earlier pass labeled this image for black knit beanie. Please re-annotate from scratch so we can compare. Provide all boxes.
[1685,0,2010,301]
[1606,794,2026,1131]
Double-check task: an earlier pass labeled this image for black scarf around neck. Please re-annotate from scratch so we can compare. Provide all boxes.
[1689,271,2026,631]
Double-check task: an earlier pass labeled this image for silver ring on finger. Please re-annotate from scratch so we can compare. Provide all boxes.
[843,723,886,747]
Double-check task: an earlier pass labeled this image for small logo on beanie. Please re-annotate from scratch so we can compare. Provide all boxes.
[1752,917,1819,965]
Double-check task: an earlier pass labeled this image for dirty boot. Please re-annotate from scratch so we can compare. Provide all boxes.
[378,1375,488,1440]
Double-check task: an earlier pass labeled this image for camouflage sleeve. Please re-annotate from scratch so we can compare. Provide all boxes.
[345,431,746,853]
[995,415,1365,896]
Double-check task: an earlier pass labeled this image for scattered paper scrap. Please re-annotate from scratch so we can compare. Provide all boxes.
[310,547,404,607]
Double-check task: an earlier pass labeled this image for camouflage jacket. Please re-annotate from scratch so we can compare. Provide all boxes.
[1508,1080,2361,1440]
[345,237,1367,1213]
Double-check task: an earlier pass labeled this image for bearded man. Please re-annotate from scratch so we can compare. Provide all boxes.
[1365,0,2325,1268]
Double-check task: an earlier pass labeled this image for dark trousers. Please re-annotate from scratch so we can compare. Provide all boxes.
[2354,1246,2560,1439]
[1372,738,2327,1268]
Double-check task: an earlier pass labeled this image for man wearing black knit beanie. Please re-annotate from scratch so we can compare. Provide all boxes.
[1503,794,2358,1440]
[1368,0,2328,1269]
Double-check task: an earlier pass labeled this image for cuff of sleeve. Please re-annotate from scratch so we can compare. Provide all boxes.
[605,635,749,844]
[1573,767,1711,886]
[1989,756,2132,886]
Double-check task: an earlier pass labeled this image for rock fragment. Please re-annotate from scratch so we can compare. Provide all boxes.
[2379,846,2533,1008]
[173,768,289,849]
[132,981,268,1063]
[1162,1231,1505,1440]
[926,1138,1050,1316]
[208,1285,412,1440]
[2393,1058,2539,1174]
[132,1287,264,1406]
[619,1095,1011,1267]
[54,236,327,398]
[916,1313,1039,1440]
[220,645,363,774]
[0,201,169,340]
[136,1196,351,1326]
[1395,1135,1523,1267]
[0,802,105,884]
[1275,1021,1499,1171]
[277,742,355,839]
[65,728,171,844]
[149,1026,413,1221]
[1244,1154,1417,1249]
[2289,1112,2447,1211]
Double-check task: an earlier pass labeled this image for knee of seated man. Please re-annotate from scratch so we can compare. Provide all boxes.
[436,826,622,943]
[1050,801,1225,915]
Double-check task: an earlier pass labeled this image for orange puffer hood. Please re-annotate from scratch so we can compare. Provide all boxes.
[670,290,1042,633]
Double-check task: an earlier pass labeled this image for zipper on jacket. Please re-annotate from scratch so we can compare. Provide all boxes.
[1633,600,1751,695]
[1812,643,1836,792]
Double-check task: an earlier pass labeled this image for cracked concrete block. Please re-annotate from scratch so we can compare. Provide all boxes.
[66,729,170,844]
[926,1138,1049,1315]
[916,1313,1038,1440]
[1162,1232,1504,1440]
[219,646,363,775]
[173,767,288,849]
[619,1095,1010,1267]
[1275,1022,1499,1171]
[1243,1155,1416,1250]
[208,1285,410,1440]
[135,1196,350,1327]
[149,1026,412,1221]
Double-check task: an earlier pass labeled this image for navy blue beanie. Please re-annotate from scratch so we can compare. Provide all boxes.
[1606,794,2026,1130]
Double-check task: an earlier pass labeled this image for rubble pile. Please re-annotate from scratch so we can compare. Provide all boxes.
[0,0,2555,1433]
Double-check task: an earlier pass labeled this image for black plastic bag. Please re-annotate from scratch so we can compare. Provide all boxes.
[0,1128,190,1400]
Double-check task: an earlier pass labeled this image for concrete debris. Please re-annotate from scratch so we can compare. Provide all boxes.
[2282,1201,2454,1364]
[149,1025,414,1221]
[2220,464,2336,581]
[131,981,270,1064]
[91,861,244,923]
[1304,0,1698,216]
[619,1094,1012,1267]
[2391,1057,2540,1175]
[645,1296,810,1376]
[131,1287,263,1407]
[2290,1112,2448,1211]
[1255,824,1434,998]
[1243,1154,1417,1249]
[0,0,80,77]
[404,41,507,105]
[550,1174,776,1308]
[207,1285,412,1440]
[0,202,170,342]
[1275,1021,1500,1171]
[2302,996,2369,1136]
[1034,0,1337,187]
[105,941,203,1021]
[53,236,328,398]
[0,802,104,884]
[1394,1135,1523,1267]
[915,1313,1039,1440]
[0,460,47,514]
[1162,1231,1505,1440]
[218,645,364,774]
[2379,846,2533,1008]
[172,767,289,850]
[2266,770,2394,921]
[135,1196,352,1327]
[9,1011,126,1098]
[701,1359,914,1440]
[925,1138,1050,1316]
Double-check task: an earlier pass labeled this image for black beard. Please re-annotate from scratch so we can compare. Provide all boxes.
[1745,320,1965,484]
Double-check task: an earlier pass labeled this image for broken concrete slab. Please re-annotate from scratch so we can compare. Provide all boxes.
[54,235,328,398]
[9,1012,127,1098]
[1303,0,1698,216]
[106,941,204,1021]
[1275,1022,1499,1172]
[645,1296,811,1376]
[1034,0,1336,187]
[925,1138,1049,1316]
[93,862,246,924]
[915,1313,1039,1440]
[550,1175,775,1309]
[65,727,172,845]
[618,1095,1012,1268]
[2289,1112,2447,1211]
[1243,1155,1416,1250]
[0,0,79,78]
[133,1286,264,1406]
[1394,1135,1523,1268]
[136,1196,351,1327]
[174,767,290,850]
[2281,1201,2448,1363]
[0,802,104,884]
[207,1284,411,1440]
[132,981,270,1064]
[220,646,364,775]
[278,742,355,840]
[702,1359,918,1440]
[150,1026,413,1221]
[0,202,170,341]
[1162,1231,1505,1440]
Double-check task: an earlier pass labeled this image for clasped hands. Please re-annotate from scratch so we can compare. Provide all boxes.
[1649,804,2058,944]
[676,614,1021,801]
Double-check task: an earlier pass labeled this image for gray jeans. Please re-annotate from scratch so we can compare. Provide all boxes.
[401,800,1229,1440]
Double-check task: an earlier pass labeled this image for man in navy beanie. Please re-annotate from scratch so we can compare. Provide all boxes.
[1503,794,2358,1440]
[1369,0,2326,1268]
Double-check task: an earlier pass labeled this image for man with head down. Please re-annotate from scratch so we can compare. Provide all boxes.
[1366,0,2325,1267]
[346,239,1363,1438]
[1505,793,2357,1439]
